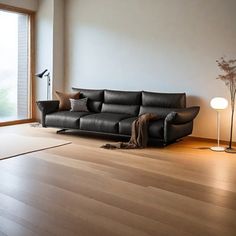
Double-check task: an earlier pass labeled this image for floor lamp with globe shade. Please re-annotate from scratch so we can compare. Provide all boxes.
[210,97,228,151]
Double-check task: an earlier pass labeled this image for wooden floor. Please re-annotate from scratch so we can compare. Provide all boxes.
[1,124,236,236]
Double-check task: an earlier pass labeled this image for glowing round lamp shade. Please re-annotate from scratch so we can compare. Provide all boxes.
[210,97,228,110]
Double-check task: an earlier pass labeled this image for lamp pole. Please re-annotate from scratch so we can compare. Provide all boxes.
[46,72,50,100]
[211,110,224,151]
[217,110,220,148]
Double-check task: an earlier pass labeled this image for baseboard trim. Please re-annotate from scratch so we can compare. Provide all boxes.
[189,136,236,146]
[0,118,37,127]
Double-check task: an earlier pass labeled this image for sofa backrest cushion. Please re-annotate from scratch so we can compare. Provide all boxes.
[101,90,141,116]
[72,88,104,112]
[142,91,186,108]
[104,90,141,105]
[102,104,139,116]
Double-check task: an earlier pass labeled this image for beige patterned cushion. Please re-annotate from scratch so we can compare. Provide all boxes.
[70,98,89,112]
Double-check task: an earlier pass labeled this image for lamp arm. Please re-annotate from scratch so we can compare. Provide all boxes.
[35,69,48,78]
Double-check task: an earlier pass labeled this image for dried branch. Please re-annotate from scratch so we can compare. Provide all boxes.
[216,57,236,108]
[216,57,236,149]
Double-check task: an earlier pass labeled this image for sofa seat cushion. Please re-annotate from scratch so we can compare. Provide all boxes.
[119,117,164,138]
[119,117,137,135]
[45,111,91,129]
[80,113,132,134]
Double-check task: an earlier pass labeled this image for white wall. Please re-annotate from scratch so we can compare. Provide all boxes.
[35,0,64,103]
[35,0,54,101]
[52,0,64,96]
[65,0,236,141]
[0,0,38,11]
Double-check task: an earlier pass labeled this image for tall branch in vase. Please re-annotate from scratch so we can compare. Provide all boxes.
[216,57,236,153]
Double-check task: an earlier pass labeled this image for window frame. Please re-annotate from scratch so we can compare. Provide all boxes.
[0,3,36,127]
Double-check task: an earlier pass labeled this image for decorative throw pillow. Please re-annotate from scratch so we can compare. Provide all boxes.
[70,98,89,112]
[55,91,80,110]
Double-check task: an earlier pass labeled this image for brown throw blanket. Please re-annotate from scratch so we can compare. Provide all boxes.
[101,113,159,149]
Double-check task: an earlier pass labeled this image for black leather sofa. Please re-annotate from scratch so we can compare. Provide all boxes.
[37,88,200,146]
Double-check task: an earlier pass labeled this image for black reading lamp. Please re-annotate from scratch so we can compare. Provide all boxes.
[35,69,51,100]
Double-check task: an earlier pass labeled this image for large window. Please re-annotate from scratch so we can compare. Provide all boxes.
[0,8,33,124]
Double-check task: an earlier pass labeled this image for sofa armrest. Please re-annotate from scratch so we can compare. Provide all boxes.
[165,106,200,125]
[36,100,59,115]
[163,106,200,143]
[36,100,59,127]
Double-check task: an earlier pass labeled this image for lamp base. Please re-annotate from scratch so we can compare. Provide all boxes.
[210,146,225,152]
[225,147,236,154]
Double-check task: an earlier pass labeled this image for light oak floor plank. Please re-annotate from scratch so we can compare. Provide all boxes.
[0,124,236,235]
